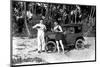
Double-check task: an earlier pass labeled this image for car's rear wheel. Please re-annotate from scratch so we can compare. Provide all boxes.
[45,41,57,53]
[75,39,84,49]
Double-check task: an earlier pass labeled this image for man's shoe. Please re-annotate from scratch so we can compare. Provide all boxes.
[38,51,41,53]
[42,50,45,52]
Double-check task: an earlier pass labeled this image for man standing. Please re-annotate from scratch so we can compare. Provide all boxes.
[32,20,46,53]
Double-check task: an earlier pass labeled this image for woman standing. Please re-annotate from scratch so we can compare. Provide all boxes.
[53,22,64,53]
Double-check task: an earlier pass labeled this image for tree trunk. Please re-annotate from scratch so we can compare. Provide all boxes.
[24,2,31,37]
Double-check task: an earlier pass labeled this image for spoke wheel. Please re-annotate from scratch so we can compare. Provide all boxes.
[75,39,84,49]
[45,41,56,53]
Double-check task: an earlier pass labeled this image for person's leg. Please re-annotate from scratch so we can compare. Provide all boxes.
[37,35,42,53]
[59,40,64,53]
[41,33,46,51]
[56,41,60,53]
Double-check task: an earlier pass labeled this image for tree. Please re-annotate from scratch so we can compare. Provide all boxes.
[24,2,31,37]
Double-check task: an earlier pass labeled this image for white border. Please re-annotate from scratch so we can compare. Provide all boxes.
[0,0,100,67]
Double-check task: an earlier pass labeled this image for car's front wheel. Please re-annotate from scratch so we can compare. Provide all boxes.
[75,39,85,49]
[45,41,57,53]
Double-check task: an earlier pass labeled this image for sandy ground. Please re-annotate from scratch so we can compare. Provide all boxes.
[12,37,95,65]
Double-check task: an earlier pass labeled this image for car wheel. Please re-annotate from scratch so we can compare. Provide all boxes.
[75,39,84,49]
[45,41,57,53]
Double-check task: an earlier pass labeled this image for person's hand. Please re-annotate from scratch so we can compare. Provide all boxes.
[36,26,41,29]
[55,30,59,32]
[51,28,54,32]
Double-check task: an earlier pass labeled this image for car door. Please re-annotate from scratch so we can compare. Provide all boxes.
[65,27,76,44]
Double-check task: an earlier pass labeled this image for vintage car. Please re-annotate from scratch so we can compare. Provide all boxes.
[45,24,85,53]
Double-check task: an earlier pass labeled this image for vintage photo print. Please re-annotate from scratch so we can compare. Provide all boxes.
[11,0,96,66]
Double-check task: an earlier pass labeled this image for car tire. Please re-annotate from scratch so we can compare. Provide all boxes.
[45,41,57,53]
[75,39,85,50]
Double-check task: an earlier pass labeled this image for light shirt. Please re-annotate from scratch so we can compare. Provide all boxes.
[33,23,46,33]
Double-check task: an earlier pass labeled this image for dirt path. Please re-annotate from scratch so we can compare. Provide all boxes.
[12,37,95,65]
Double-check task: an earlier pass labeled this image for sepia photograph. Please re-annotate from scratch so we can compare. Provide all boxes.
[11,0,96,66]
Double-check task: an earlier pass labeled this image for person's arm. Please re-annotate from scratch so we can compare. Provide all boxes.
[44,25,46,30]
[44,25,47,32]
[58,25,63,32]
[32,24,38,29]
[51,28,54,32]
